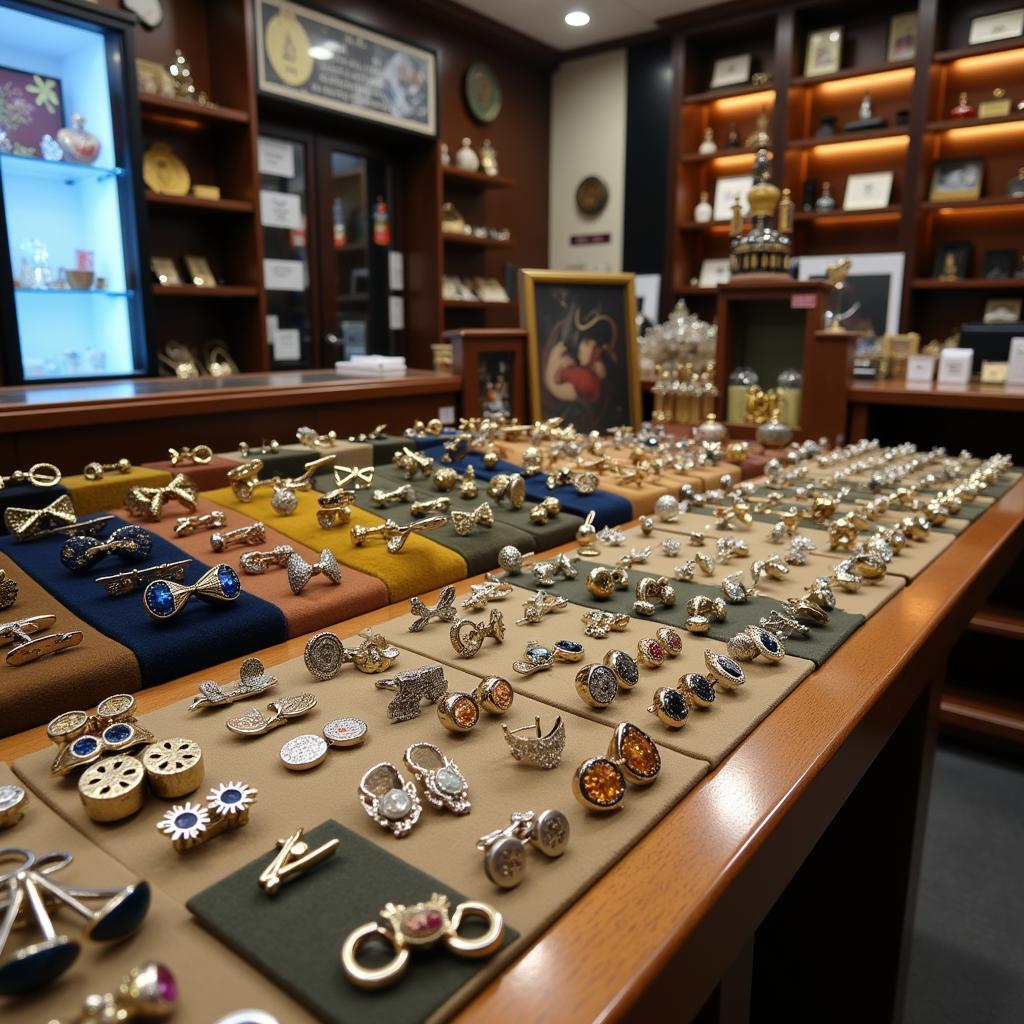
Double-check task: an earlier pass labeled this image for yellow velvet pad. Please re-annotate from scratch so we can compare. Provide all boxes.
[61,466,172,515]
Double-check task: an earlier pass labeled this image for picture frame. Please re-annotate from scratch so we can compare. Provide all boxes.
[519,269,641,432]
[0,65,64,158]
[151,257,182,286]
[842,171,894,211]
[804,27,843,78]
[712,175,753,221]
[447,333,525,420]
[887,13,918,61]
[968,8,1024,46]
[797,252,905,336]
[929,159,984,202]
[932,241,972,279]
[709,54,752,89]
[698,258,732,288]
[983,297,1023,323]
[184,255,217,288]
[982,249,1016,279]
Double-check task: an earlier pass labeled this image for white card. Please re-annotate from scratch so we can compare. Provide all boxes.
[937,348,973,386]
[258,137,296,178]
[1007,337,1024,385]
[905,355,935,384]
[388,250,404,291]
[259,190,303,230]
[263,258,305,292]
[272,328,301,362]
[389,295,405,331]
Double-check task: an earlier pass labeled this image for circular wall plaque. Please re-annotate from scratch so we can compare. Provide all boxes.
[576,176,609,216]
[465,62,502,123]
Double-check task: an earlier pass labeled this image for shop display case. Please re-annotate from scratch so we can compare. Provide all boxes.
[0,0,149,383]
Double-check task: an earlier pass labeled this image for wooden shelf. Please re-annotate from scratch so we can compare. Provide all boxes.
[152,285,259,298]
[442,166,515,189]
[139,93,249,125]
[443,299,489,309]
[795,207,901,222]
[934,39,1024,63]
[912,277,1024,290]
[789,127,909,149]
[678,220,730,231]
[675,286,718,295]
[146,192,253,213]
[968,604,1024,640]
[847,378,1024,411]
[941,688,1024,744]
[790,59,915,87]
[926,110,1024,133]
[919,197,1024,213]
[442,233,513,248]
[682,83,775,105]
[680,147,762,164]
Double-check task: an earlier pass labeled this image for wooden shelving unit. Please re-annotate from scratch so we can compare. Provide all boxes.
[139,93,250,124]
[145,192,254,213]
[442,166,515,189]
[152,285,260,298]
[442,233,514,248]
[911,277,1024,290]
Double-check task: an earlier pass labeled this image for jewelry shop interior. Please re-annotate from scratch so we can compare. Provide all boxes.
[0,1,1021,1022]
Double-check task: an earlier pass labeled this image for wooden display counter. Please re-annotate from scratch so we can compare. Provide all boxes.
[4,477,1021,1023]
[0,369,461,465]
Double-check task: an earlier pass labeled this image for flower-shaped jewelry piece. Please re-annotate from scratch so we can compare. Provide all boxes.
[157,781,256,852]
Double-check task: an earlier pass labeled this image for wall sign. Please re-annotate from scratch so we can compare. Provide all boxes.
[255,0,437,137]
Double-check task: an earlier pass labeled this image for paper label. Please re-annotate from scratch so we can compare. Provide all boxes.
[258,137,296,178]
[259,190,303,230]
[937,348,973,386]
[272,327,301,361]
[905,355,935,384]
[1007,337,1024,385]
[388,250,404,291]
[388,295,405,330]
[263,258,305,292]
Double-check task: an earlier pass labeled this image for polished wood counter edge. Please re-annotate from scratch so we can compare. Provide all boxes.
[0,369,462,431]
[3,482,1022,1024]
[847,378,1024,411]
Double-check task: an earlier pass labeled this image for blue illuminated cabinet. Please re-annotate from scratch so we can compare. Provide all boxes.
[0,0,149,383]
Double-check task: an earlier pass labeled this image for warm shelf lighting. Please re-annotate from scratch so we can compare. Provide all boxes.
[709,151,764,169]
[711,89,774,113]
[949,48,1024,76]
[816,68,915,96]
[809,134,909,157]
[944,120,1024,143]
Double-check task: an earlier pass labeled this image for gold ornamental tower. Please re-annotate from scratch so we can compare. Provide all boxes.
[729,148,794,277]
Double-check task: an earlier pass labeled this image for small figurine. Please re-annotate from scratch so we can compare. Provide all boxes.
[858,93,872,120]
[937,252,961,281]
[725,122,740,149]
[440,142,451,166]
[454,138,480,172]
[479,139,499,176]
[950,92,975,119]
[814,181,835,212]
[694,190,712,223]
[1007,167,1024,197]
[40,134,63,161]
[698,126,717,155]
[745,108,771,149]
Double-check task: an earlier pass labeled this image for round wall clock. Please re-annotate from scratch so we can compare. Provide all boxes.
[464,62,502,123]
[576,176,609,216]
[122,0,164,30]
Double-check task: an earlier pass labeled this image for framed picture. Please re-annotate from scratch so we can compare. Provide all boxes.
[184,255,217,288]
[798,252,905,336]
[932,242,972,279]
[983,249,1016,278]
[519,270,641,432]
[804,27,843,78]
[712,175,753,221]
[151,257,182,286]
[709,54,751,89]
[887,13,918,61]
[929,159,984,201]
[0,65,64,158]
[983,297,1023,323]
[968,8,1024,46]
[843,171,894,211]
[447,331,526,420]
[698,258,732,288]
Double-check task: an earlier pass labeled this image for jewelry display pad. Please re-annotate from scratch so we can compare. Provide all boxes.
[141,456,238,491]
[13,650,707,1021]
[61,466,172,515]
[511,560,865,668]
[187,819,519,1024]
[391,587,813,768]
[0,764,319,1024]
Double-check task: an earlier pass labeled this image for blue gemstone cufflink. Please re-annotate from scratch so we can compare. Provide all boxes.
[143,563,241,620]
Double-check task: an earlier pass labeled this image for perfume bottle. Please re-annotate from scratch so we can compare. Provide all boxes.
[56,114,100,164]
[454,138,479,172]
[372,196,391,246]
[698,126,717,155]
[814,181,836,212]
[694,190,712,223]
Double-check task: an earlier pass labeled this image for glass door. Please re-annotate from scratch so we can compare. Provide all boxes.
[0,0,148,382]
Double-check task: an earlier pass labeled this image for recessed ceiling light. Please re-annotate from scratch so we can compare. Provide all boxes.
[565,10,590,27]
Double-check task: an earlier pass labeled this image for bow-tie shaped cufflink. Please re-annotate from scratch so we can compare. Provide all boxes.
[408,585,457,632]
[3,493,78,541]
[450,502,495,537]
[124,474,198,521]
[334,464,375,490]
[286,549,342,594]
[60,524,153,572]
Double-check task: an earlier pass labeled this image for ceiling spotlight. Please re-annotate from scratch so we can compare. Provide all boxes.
[565,10,590,27]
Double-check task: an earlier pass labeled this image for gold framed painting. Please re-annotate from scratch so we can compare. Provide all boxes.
[519,269,641,432]
[804,26,843,77]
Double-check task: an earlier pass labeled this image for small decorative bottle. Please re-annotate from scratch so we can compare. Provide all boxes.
[1007,167,1024,197]
[815,181,836,212]
[725,122,740,149]
[949,92,976,119]
[693,190,713,223]
[454,138,480,172]
[698,126,717,155]
[440,142,451,166]
[479,139,499,176]
[372,196,391,246]
[56,114,100,164]
[858,93,873,120]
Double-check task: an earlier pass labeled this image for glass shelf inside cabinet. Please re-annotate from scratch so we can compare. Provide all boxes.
[0,153,123,185]
[15,288,135,297]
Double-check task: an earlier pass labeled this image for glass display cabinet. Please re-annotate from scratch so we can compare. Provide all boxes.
[0,0,149,383]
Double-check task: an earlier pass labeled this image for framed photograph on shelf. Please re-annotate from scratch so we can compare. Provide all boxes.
[983,297,1023,323]
[887,13,918,61]
[698,258,732,288]
[151,257,182,286]
[804,27,843,78]
[932,241,972,279]
[709,54,751,89]
[446,331,526,420]
[983,249,1016,278]
[184,255,217,288]
[519,269,641,432]
[712,175,753,221]
[0,65,64,157]
[843,171,894,211]
[797,252,905,336]
[968,8,1023,46]
[929,159,984,202]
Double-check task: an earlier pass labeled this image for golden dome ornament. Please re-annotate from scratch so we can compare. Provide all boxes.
[729,149,793,277]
